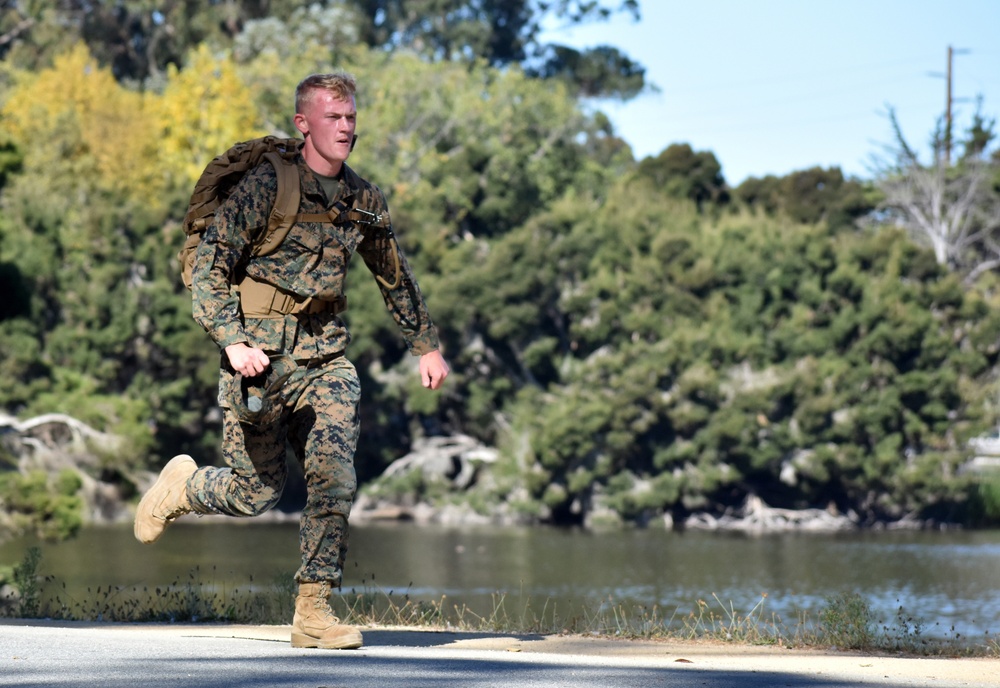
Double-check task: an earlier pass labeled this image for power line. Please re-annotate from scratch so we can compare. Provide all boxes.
[655,55,942,98]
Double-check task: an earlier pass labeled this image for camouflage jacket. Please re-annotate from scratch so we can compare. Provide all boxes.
[191,155,440,361]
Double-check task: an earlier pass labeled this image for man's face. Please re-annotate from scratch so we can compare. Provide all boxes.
[294,89,357,174]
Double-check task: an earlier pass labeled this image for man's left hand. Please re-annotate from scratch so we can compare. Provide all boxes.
[419,350,450,390]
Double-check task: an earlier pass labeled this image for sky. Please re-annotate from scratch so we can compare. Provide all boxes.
[542,0,1000,185]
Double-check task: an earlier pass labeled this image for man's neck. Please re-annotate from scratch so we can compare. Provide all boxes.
[302,143,343,177]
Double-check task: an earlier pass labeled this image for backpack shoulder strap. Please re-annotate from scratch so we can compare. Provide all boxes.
[251,151,302,258]
[264,163,403,290]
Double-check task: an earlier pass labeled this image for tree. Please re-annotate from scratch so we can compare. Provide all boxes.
[0,41,235,472]
[635,143,729,209]
[5,23,998,532]
[0,1,649,100]
[529,44,645,100]
[350,0,638,64]
[0,0,80,72]
[874,105,1000,283]
[308,0,649,100]
[0,0,210,81]
[1,42,156,196]
[736,167,876,230]
[153,44,266,187]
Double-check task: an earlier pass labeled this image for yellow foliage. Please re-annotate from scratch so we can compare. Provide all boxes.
[0,43,162,203]
[153,44,267,187]
[0,42,267,207]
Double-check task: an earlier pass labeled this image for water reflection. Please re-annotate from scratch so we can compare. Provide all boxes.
[1,522,998,638]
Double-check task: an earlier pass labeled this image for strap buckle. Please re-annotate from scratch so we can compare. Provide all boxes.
[353,208,382,225]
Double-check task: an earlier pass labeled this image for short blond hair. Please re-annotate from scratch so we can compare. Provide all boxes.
[295,72,357,113]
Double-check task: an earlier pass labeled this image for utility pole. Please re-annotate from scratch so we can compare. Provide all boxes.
[945,45,953,165]
[940,45,970,166]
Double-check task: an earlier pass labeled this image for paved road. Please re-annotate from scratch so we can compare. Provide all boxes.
[1,621,997,687]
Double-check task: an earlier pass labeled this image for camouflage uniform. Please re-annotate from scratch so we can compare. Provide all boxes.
[188,154,439,585]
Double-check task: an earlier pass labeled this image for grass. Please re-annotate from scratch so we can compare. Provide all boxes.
[2,547,997,657]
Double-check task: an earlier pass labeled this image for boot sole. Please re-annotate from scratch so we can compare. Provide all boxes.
[291,631,363,650]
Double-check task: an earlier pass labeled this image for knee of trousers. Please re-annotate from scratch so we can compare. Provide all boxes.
[237,490,282,516]
[225,473,286,517]
[187,465,285,517]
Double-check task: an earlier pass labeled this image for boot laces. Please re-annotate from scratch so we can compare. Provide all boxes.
[158,494,192,523]
[315,582,341,621]
[162,505,189,523]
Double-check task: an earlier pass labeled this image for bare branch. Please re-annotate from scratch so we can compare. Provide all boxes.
[0,18,34,49]
[876,130,1000,274]
[963,257,1000,286]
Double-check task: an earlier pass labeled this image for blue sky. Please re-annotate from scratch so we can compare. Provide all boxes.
[543,0,999,185]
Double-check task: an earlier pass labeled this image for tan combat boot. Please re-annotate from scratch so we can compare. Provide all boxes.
[291,582,363,649]
[134,454,197,544]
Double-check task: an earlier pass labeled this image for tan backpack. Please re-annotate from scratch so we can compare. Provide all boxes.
[177,136,401,314]
[178,136,306,290]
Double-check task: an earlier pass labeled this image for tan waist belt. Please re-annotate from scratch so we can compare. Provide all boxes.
[237,274,346,318]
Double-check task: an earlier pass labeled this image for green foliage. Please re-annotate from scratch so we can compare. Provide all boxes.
[469,193,997,524]
[735,167,877,229]
[0,26,997,534]
[968,473,1000,525]
[636,143,729,209]
[350,0,643,95]
[11,546,42,618]
[0,41,239,484]
[0,470,83,541]
[819,592,878,649]
[530,44,646,100]
[0,0,646,100]
[0,317,50,409]
[0,138,23,189]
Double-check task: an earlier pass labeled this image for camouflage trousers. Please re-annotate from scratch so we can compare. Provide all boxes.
[186,355,361,586]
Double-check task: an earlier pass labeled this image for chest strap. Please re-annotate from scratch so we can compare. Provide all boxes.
[295,205,402,290]
[295,205,384,226]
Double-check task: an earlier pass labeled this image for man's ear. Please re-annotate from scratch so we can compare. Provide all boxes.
[293,113,309,136]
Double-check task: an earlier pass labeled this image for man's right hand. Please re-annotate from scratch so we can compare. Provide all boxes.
[225,343,271,378]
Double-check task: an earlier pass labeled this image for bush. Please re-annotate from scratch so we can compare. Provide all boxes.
[0,469,83,541]
[819,592,878,649]
[969,473,1000,525]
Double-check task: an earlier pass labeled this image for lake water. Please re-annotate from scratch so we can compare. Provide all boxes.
[2,522,998,640]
